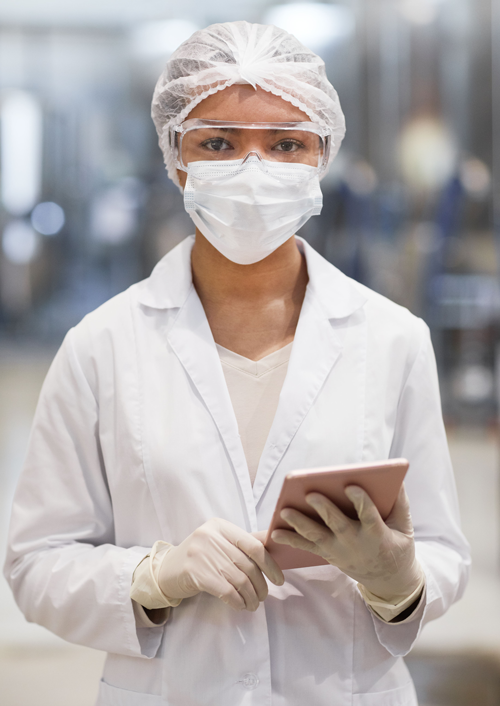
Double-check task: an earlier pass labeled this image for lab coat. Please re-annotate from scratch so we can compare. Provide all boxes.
[5,235,470,706]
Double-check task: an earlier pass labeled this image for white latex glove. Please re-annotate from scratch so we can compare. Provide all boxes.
[272,484,423,604]
[158,518,284,612]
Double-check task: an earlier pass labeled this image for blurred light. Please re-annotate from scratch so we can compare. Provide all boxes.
[399,117,456,191]
[398,0,446,26]
[345,160,378,196]
[131,19,199,59]
[91,178,145,245]
[264,3,355,51]
[1,91,43,216]
[459,158,491,199]
[2,220,41,264]
[453,365,494,404]
[31,201,66,235]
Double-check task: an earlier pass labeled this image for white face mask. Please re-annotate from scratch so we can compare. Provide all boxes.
[183,155,323,265]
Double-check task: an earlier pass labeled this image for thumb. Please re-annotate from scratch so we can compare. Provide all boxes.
[386,484,414,535]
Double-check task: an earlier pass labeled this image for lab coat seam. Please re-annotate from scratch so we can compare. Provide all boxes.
[385,327,428,469]
[120,550,142,655]
[356,313,368,463]
[66,327,100,409]
[130,300,165,543]
[65,328,112,501]
[390,320,430,440]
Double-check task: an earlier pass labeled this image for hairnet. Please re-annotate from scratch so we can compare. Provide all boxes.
[151,20,346,186]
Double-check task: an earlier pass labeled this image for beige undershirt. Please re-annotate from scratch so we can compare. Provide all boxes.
[216,342,293,484]
[130,341,425,624]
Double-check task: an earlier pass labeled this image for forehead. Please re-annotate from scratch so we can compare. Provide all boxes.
[186,85,311,123]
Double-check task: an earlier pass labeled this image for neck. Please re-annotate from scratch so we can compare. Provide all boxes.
[191,231,308,306]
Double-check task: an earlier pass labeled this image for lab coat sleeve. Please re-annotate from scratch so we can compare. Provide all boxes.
[369,320,471,656]
[3,330,163,658]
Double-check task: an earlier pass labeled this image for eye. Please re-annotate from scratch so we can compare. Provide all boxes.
[201,137,232,152]
[273,139,303,153]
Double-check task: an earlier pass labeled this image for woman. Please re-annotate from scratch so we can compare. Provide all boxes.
[5,21,469,706]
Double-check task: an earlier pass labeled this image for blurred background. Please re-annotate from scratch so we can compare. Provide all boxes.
[0,0,499,704]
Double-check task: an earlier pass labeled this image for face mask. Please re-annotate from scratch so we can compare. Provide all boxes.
[183,155,323,265]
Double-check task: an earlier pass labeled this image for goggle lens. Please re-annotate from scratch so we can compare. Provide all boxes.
[174,121,329,171]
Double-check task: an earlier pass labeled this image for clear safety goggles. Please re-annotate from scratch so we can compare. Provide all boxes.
[170,119,331,173]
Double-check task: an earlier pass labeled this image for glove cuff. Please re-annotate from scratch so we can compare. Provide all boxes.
[130,540,183,610]
[357,563,426,623]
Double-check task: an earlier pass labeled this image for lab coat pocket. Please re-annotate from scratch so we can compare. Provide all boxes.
[96,680,164,706]
[353,680,418,706]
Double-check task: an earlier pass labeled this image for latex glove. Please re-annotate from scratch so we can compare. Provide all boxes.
[158,518,284,612]
[272,484,423,604]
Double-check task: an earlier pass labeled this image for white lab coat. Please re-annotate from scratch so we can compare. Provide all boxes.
[5,236,470,706]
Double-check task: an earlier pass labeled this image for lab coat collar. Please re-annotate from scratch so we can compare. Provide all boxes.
[297,238,368,318]
[135,235,368,320]
[135,236,196,310]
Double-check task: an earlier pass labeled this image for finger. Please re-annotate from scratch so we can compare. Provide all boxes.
[280,508,332,546]
[230,529,284,586]
[220,565,261,612]
[271,529,321,555]
[305,493,354,536]
[344,486,384,531]
[385,484,414,535]
[251,530,268,544]
[229,549,269,602]
[201,572,247,612]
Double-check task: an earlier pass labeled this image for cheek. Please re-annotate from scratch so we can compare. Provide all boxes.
[177,169,187,188]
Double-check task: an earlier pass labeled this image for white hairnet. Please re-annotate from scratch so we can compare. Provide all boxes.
[152,20,346,186]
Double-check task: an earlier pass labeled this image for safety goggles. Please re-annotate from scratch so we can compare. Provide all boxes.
[170,119,331,173]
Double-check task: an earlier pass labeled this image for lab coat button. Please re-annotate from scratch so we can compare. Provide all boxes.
[240,673,259,690]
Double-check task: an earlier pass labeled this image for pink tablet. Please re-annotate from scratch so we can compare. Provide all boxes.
[264,458,409,570]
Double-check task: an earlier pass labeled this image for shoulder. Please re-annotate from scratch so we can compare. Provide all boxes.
[68,286,138,353]
[348,280,431,380]
[58,284,148,395]
[302,238,427,346]
[355,279,427,338]
[68,235,195,352]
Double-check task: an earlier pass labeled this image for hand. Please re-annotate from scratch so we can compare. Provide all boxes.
[158,518,284,612]
[272,484,422,603]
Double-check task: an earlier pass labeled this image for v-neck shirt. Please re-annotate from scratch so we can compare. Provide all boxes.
[216,342,293,485]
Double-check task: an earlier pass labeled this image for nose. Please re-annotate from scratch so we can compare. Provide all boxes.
[242,151,263,164]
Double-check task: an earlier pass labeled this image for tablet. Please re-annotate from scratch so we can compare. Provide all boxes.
[264,458,409,570]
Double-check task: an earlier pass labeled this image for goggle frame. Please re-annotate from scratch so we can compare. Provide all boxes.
[170,119,332,173]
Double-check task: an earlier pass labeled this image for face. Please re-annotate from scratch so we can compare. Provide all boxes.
[176,85,312,188]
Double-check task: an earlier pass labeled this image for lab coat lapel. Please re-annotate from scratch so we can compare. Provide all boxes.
[166,285,256,515]
[252,238,368,505]
[252,288,342,504]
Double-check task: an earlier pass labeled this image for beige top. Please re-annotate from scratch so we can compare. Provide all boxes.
[216,342,293,485]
